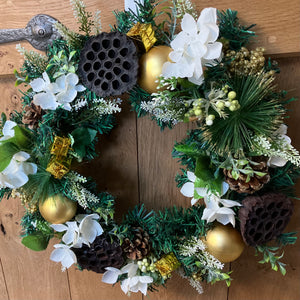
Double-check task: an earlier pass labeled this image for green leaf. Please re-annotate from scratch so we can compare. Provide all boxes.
[71,127,97,158]
[195,156,215,181]
[279,263,287,276]
[0,142,20,172]
[174,144,204,157]
[21,232,50,251]
[12,126,32,149]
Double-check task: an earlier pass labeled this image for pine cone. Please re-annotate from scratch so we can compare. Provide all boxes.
[239,193,293,246]
[22,103,43,129]
[224,156,270,194]
[122,227,151,260]
[72,235,124,273]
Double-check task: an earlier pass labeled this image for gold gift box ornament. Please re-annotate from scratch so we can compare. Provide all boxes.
[46,136,72,179]
[127,22,157,52]
[155,252,181,278]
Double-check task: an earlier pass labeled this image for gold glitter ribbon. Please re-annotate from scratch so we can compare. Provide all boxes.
[127,22,157,52]
[46,136,72,179]
[155,252,181,277]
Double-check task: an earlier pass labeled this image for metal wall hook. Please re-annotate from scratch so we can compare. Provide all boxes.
[0,14,61,51]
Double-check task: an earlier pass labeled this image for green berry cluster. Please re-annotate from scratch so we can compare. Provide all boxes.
[137,256,158,273]
[184,86,240,126]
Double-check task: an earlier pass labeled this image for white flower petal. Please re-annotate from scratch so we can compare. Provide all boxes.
[121,278,130,294]
[50,224,68,232]
[22,162,37,175]
[42,72,51,85]
[181,13,197,36]
[75,84,86,92]
[187,171,196,182]
[121,263,138,277]
[215,214,232,226]
[203,42,222,60]
[195,187,209,198]
[220,199,242,207]
[102,267,122,284]
[221,182,229,196]
[139,276,153,284]
[191,197,199,206]
[50,248,65,262]
[65,73,79,86]
[13,151,30,162]
[33,92,59,110]
[180,182,195,198]
[30,78,46,92]
[197,7,217,27]
[2,120,17,138]
[268,156,287,167]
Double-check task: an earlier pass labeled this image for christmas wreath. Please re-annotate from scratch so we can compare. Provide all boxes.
[1,0,299,296]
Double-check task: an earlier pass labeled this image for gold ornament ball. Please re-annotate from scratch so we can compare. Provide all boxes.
[39,194,77,224]
[138,45,172,94]
[203,224,245,263]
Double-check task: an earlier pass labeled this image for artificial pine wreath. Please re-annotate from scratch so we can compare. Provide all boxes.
[1,0,300,296]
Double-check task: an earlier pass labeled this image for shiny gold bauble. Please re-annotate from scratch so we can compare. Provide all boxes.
[138,45,172,94]
[39,194,77,224]
[203,224,245,263]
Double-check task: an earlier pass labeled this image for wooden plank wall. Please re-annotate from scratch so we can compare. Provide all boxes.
[0,1,299,299]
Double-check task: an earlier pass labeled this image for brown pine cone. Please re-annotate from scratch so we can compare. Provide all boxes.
[122,227,151,260]
[22,103,43,129]
[239,193,293,246]
[224,156,270,194]
[72,235,124,273]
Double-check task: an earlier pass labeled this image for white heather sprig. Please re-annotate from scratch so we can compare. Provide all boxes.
[92,98,122,115]
[69,182,100,209]
[177,268,203,294]
[92,10,102,35]
[70,0,86,20]
[73,98,88,111]
[65,171,87,183]
[175,0,197,19]
[179,237,224,270]
[141,91,185,124]
[253,133,300,167]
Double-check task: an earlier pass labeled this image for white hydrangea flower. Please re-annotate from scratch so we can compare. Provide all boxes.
[31,72,85,111]
[55,73,86,111]
[50,213,103,270]
[162,8,222,85]
[102,263,153,296]
[0,151,37,189]
[180,171,209,205]
[268,124,291,167]
[75,213,104,247]
[0,121,17,142]
[180,173,241,227]
[121,276,153,296]
[50,244,77,271]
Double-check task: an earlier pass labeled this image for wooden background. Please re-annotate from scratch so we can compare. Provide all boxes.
[0,0,299,299]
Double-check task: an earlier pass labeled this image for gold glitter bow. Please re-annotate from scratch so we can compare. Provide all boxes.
[46,136,72,179]
[155,252,181,277]
[127,22,157,52]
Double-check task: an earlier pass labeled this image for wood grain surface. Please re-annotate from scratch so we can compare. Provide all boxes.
[0,1,299,300]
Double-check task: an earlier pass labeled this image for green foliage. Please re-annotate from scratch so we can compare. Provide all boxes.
[0,188,12,202]
[276,232,297,246]
[200,75,285,156]
[259,162,300,197]
[218,9,256,50]
[255,245,287,275]
[128,86,151,117]
[71,0,94,35]
[21,232,50,251]
[0,143,20,172]
[71,127,97,159]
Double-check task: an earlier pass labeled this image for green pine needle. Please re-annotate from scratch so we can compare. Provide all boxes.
[200,75,285,157]
[218,9,256,50]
